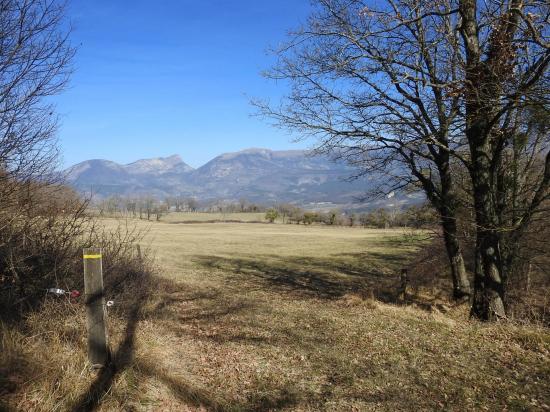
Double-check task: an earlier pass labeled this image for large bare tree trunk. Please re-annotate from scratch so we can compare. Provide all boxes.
[471,230,506,320]
[468,137,506,320]
[441,215,470,299]
[438,155,471,299]
[459,0,509,320]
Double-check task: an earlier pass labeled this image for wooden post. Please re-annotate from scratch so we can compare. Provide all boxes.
[400,268,408,300]
[136,244,142,261]
[83,247,109,368]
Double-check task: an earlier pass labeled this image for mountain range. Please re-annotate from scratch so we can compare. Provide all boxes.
[64,148,421,209]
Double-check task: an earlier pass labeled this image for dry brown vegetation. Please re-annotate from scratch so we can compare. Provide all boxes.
[2,220,549,411]
[161,212,268,224]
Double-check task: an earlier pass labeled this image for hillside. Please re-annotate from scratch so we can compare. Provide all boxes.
[64,148,421,208]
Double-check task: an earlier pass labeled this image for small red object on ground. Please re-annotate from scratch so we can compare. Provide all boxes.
[70,290,81,300]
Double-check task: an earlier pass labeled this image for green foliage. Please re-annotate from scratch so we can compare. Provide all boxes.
[265,208,279,223]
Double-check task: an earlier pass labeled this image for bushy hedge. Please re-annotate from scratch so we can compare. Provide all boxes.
[0,181,152,321]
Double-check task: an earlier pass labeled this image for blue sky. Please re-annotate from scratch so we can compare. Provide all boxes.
[56,0,313,168]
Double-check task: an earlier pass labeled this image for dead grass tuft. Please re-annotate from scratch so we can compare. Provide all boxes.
[339,291,378,309]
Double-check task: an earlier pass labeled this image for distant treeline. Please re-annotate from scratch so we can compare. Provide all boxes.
[91,194,436,228]
[265,204,436,228]
[92,196,267,220]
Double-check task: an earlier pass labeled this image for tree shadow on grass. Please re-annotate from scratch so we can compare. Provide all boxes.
[69,274,299,412]
[135,358,300,412]
[70,266,230,411]
[193,253,402,303]
[70,287,147,412]
[192,250,456,313]
[68,243,452,411]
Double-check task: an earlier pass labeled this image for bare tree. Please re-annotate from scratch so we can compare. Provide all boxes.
[0,0,75,197]
[173,195,186,212]
[0,0,78,310]
[276,203,294,223]
[164,196,173,212]
[257,0,471,298]
[457,2,549,318]
[186,197,198,212]
[144,197,155,220]
[259,0,549,319]
[154,202,167,221]
[238,198,248,212]
[124,197,137,217]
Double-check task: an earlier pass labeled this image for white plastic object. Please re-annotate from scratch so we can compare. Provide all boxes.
[47,288,66,296]
[106,300,114,307]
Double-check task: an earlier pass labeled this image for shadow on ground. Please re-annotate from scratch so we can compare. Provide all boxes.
[193,252,407,303]
[68,271,302,412]
[70,279,148,411]
[49,244,461,411]
[191,249,459,315]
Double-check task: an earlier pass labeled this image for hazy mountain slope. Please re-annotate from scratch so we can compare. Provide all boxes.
[64,148,421,207]
[185,148,365,203]
[64,159,137,197]
[124,154,194,175]
[66,155,195,197]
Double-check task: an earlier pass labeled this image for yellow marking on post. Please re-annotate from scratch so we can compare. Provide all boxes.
[83,254,102,259]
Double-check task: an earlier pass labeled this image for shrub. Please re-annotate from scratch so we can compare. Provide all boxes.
[303,212,318,225]
[0,180,152,321]
[265,209,279,223]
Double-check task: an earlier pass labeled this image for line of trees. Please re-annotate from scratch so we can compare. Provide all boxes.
[269,203,438,228]
[95,193,436,228]
[93,195,269,219]
[206,198,266,213]
[95,195,202,220]
[258,0,549,320]
[96,196,179,220]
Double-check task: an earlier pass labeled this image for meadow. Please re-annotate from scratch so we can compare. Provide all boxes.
[159,212,267,224]
[2,218,549,411]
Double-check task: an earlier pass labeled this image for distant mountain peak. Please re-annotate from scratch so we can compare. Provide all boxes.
[124,154,193,174]
[129,153,181,163]
[218,147,308,161]
[219,148,270,159]
[238,148,272,154]
[62,148,421,209]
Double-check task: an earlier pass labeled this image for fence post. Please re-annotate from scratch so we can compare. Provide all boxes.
[83,247,109,368]
[400,268,408,300]
[136,244,142,261]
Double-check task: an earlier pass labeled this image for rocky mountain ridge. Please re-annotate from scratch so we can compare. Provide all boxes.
[65,148,421,208]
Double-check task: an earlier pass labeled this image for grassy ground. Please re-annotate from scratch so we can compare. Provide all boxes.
[2,220,549,411]
[158,212,268,224]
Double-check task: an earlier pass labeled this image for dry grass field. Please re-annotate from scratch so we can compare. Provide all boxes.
[157,212,268,224]
[2,219,549,411]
